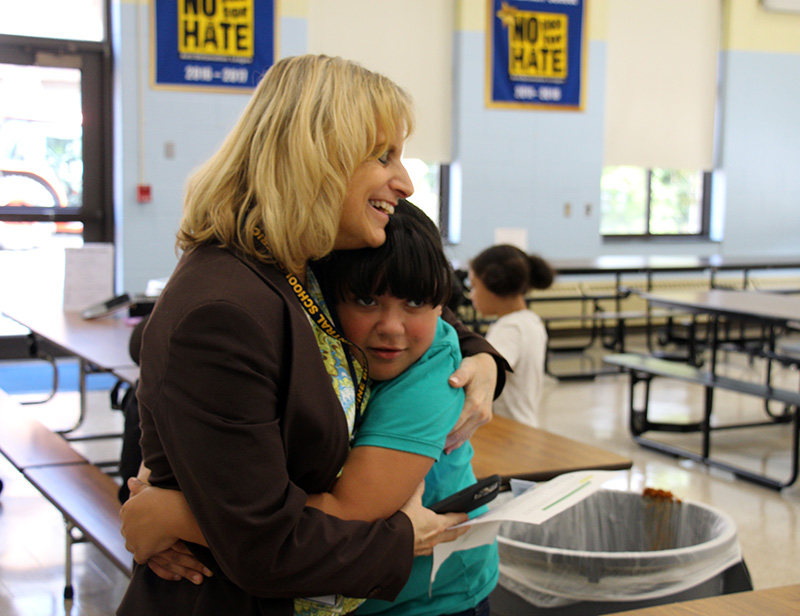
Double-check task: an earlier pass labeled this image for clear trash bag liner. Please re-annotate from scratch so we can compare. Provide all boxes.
[495,489,742,608]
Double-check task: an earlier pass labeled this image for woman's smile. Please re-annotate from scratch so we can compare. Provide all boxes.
[333,125,413,251]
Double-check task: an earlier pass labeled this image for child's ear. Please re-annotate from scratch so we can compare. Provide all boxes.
[436,305,443,316]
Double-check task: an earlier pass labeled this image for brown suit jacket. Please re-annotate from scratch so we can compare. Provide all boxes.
[117,244,505,616]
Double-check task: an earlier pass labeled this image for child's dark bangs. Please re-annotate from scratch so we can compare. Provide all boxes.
[341,238,447,306]
[384,233,449,306]
[316,200,452,308]
[347,247,444,306]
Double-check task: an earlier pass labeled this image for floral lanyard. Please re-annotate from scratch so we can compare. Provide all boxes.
[253,227,368,440]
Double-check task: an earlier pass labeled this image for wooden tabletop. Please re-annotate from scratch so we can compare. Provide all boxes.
[604,584,800,616]
[470,415,632,482]
[2,306,139,370]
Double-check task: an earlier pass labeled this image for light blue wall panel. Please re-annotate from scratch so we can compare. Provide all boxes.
[279,17,307,58]
[448,33,607,265]
[718,50,800,256]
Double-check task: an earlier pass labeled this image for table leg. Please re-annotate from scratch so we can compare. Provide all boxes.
[55,358,90,435]
[702,385,714,459]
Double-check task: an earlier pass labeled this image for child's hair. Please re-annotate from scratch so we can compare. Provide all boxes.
[315,200,452,307]
[470,245,555,297]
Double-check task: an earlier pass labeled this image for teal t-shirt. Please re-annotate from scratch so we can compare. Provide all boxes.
[354,319,499,616]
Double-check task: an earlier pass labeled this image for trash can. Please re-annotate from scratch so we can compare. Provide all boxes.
[490,489,752,616]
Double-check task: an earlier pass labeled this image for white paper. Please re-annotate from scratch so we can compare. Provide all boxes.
[431,470,620,584]
[63,243,115,311]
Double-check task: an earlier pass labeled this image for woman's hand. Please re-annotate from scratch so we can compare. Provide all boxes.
[400,483,468,556]
[445,352,496,453]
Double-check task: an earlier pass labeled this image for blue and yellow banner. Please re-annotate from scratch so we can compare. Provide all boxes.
[152,0,275,91]
[487,0,586,110]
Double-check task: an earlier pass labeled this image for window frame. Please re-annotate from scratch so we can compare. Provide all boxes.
[601,168,713,242]
[0,31,114,243]
[438,163,451,243]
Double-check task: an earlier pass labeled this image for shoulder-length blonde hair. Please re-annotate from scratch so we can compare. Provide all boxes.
[177,55,414,275]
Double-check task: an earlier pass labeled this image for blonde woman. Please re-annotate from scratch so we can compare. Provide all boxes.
[117,55,505,616]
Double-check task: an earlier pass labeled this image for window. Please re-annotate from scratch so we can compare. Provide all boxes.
[600,166,710,238]
[403,160,451,241]
[601,1,720,241]
[0,30,112,250]
[0,63,84,244]
[0,0,105,42]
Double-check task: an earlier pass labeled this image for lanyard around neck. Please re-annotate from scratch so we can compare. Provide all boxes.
[252,228,368,434]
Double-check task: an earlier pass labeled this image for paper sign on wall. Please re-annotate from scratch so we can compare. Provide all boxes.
[494,227,528,251]
[63,243,114,312]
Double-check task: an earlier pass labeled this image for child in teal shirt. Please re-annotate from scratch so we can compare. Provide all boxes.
[308,201,499,616]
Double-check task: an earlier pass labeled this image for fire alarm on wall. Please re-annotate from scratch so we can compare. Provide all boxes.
[137,184,152,203]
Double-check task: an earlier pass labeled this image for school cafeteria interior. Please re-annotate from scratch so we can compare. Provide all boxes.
[1,1,800,615]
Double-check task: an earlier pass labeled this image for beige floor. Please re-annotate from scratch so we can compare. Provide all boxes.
[0,335,799,615]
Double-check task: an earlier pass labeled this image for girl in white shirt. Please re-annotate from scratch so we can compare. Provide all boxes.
[469,245,555,427]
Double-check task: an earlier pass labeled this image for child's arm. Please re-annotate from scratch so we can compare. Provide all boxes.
[306,446,435,521]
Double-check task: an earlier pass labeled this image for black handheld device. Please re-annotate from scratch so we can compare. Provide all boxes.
[429,475,502,514]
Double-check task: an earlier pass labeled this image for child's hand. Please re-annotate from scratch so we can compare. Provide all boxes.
[121,478,213,583]
[147,541,213,585]
[120,479,182,564]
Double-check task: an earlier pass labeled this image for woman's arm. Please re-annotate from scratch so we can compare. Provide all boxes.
[444,353,501,453]
[124,319,469,582]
